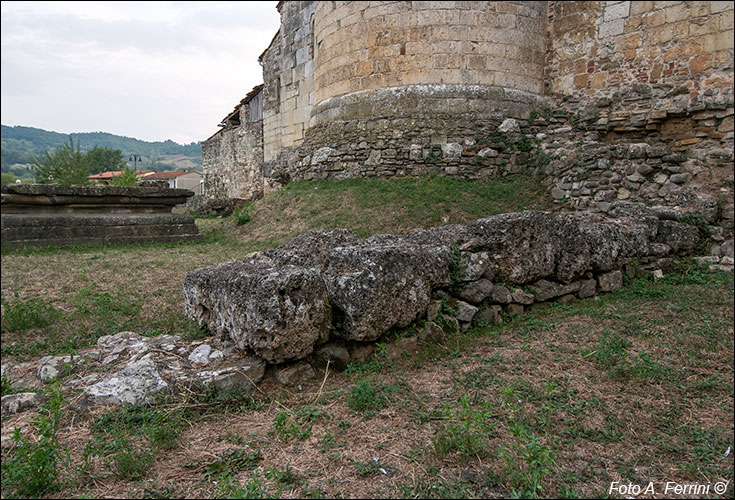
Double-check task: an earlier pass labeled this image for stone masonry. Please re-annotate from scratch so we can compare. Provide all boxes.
[202,1,733,222]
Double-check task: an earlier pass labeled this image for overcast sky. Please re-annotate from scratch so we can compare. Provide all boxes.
[1,1,281,144]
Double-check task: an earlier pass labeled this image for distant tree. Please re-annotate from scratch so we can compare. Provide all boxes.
[33,136,90,186]
[1,172,20,187]
[108,166,140,187]
[87,146,127,175]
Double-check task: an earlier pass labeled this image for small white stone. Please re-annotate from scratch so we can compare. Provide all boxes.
[188,344,213,365]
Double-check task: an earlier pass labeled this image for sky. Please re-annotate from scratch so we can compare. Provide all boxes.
[1,1,281,144]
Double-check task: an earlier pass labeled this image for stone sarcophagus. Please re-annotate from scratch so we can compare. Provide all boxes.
[1,184,201,249]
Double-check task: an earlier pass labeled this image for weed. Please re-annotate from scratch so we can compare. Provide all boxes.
[435,292,459,332]
[112,447,154,480]
[351,457,394,477]
[202,447,263,481]
[265,464,304,487]
[588,331,630,370]
[448,243,463,292]
[214,471,270,499]
[232,204,252,225]
[424,152,441,164]
[269,410,314,442]
[346,343,390,375]
[347,379,400,415]
[319,432,345,453]
[433,395,496,460]
[1,384,67,498]
[499,421,555,498]
[397,476,474,498]
[1,374,21,397]
[1,292,61,333]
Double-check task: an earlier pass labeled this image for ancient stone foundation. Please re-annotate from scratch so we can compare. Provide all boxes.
[1,184,201,249]
[183,202,709,381]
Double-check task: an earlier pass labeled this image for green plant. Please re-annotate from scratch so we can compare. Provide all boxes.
[269,410,313,442]
[345,343,390,375]
[346,379,400,415]
[589,331,630,370]
[434,292,459,333]
[202,447,263,481]
[1,292,61,333]
[108,165,140,187]
[350,457,394,477]
[448,243,463,292]
[499,421,555,498]
[33,135,90,185]
[528,110,540,125]
[432,395,495,460]
[232,204,252,225]
[424,152,441,164]
[1,385,67,498]
[112,447,154,480]
[264,464,304,487]
[214,471,270,499]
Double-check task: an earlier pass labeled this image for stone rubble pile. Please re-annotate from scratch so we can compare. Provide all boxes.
[1,331,265,418]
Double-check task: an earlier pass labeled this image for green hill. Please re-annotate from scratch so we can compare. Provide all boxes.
[1,124,202,178]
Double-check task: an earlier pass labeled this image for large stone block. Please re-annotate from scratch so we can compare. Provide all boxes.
[322,243,451,341]
[183,260,331,364]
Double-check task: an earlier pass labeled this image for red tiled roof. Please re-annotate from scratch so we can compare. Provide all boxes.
[88,170,154,179]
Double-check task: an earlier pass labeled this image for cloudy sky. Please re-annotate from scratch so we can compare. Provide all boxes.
[1,1,281,144]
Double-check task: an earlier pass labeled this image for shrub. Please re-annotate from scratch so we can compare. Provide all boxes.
[232,204,252,225]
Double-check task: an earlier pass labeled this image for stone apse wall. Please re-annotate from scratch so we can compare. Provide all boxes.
[202,0,733,222]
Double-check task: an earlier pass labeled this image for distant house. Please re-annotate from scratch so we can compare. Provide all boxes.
[89,170,155,184]
[143,170,203,195]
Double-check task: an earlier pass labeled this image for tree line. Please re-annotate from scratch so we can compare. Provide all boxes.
[2,137,140,187]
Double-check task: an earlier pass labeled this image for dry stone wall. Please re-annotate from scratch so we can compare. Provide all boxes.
[542,1,734,221]
[183,203,706,377]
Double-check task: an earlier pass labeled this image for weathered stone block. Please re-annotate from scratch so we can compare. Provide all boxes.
[322,243,451,341]
[183,261,331,364]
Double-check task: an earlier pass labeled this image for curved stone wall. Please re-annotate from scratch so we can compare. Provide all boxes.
[312,1,547,104]
[289,1,548,181]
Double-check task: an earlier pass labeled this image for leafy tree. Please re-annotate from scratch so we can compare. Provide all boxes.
[87,146,127,175]
[1,172,21,187]
[108,166,140,187]
[33,136,90,186]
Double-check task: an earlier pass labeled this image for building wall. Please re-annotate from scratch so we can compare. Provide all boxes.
[312,1,547,105]
[285,1,548,181]
[174,172,203,194]
[546,1,733,97]
[541,1,734,212]
[202,1,733,218]
[202,101,264,201]
[262,1,315,173]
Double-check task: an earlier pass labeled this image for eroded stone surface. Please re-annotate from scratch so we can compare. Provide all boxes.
[183,261,331,363]
[322,243,451,341]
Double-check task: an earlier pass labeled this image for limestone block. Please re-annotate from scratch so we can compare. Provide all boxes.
[183,261,331,364]
[322,243,451,341]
